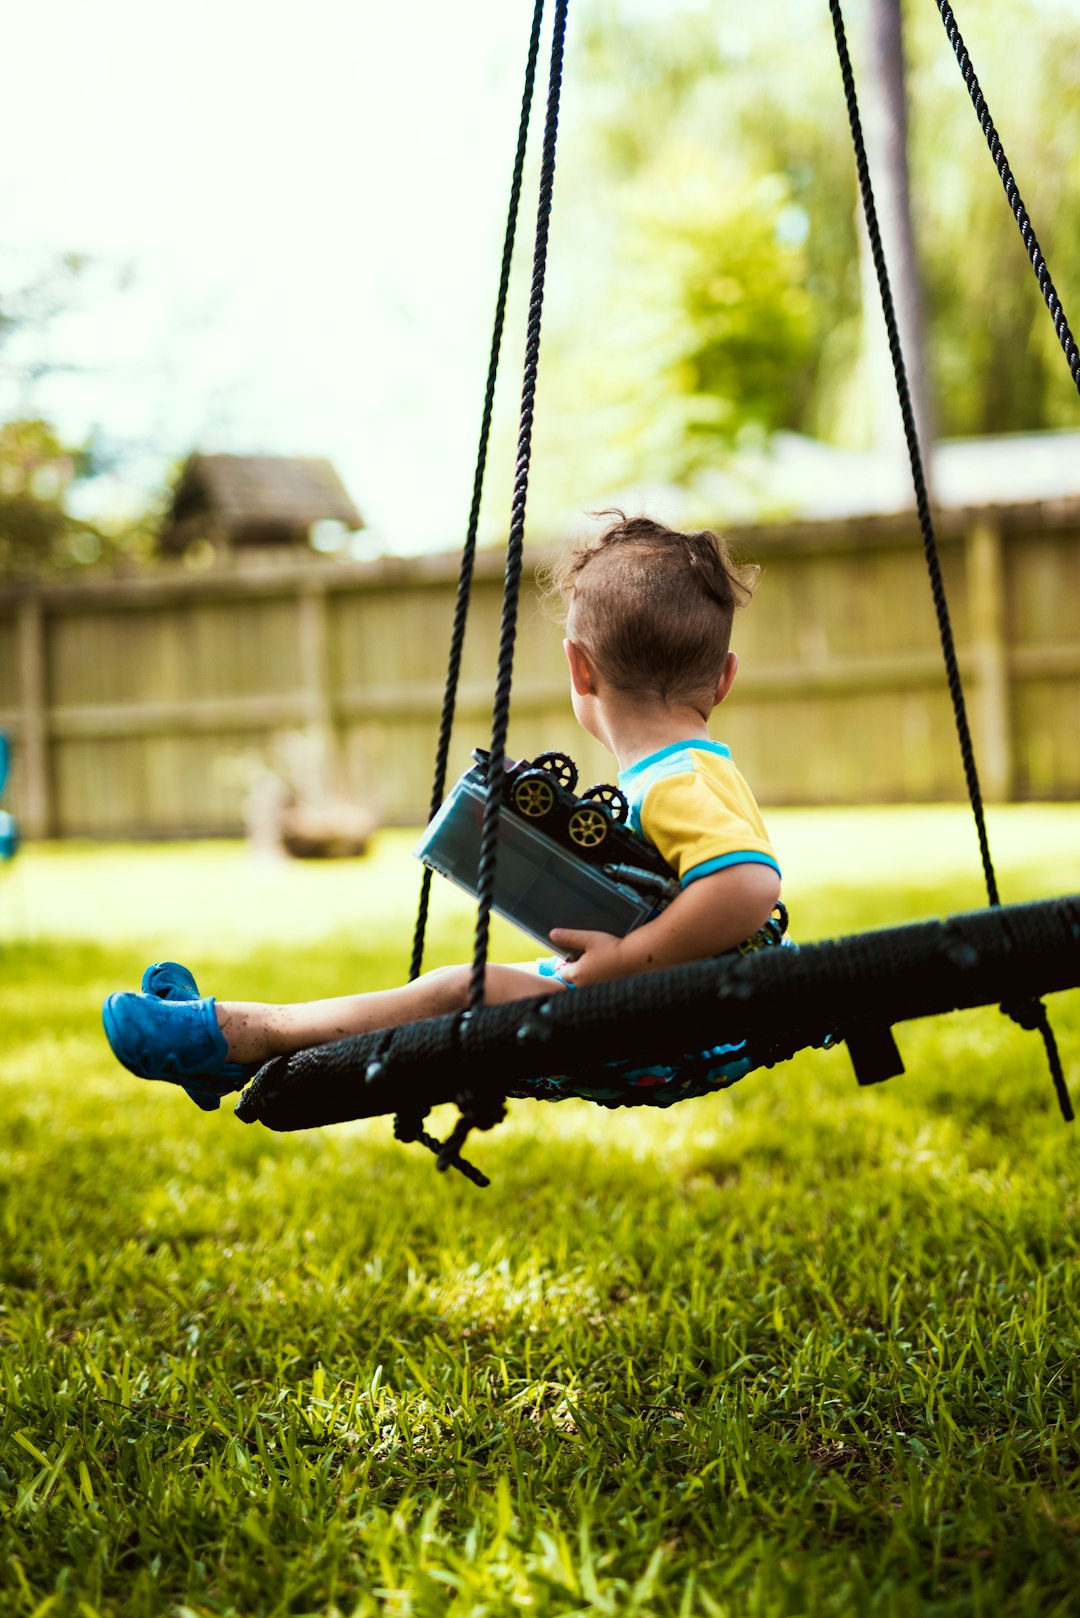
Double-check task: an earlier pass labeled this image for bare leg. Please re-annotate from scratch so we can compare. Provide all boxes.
[216,963,565,1064]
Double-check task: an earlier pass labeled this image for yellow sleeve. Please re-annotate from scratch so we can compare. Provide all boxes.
[639,767,780,887]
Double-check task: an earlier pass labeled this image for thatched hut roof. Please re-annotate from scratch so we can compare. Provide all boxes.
[161,454,364,552]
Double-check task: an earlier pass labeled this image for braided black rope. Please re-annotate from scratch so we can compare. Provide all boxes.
[829,0,998,905]
[470,0,570,1012]
[408,0,548,984]
[829,0,1070,1120]
[393,1109,492,1188]
[998,995,1073,1125]
[934,0,1080,398]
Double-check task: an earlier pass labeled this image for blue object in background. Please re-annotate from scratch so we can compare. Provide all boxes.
[0,733,18,861]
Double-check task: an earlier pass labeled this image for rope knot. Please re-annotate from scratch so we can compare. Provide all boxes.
[393,1110,426,1145]
[1000,997,1044,1033]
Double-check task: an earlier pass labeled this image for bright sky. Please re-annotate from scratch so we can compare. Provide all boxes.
[0,0,598,550]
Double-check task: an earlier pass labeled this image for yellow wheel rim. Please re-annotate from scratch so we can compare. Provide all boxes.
[514,778,555,817]
[568,807,608,847]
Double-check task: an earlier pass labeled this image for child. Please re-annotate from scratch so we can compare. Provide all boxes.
[103,513,782,1109]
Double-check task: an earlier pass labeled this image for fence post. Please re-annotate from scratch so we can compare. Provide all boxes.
[965,517,1013,802]
[17,593,51,837]
[297,582,338,796]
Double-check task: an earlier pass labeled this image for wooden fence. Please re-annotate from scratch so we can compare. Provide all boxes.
[0,496,1078,839]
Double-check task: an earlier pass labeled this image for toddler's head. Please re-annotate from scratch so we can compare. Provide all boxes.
[546,512,757,710]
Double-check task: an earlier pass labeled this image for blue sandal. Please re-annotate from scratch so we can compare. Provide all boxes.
[142,960,200,1002]
[137,960,233,1110]
[102,987,254,1108]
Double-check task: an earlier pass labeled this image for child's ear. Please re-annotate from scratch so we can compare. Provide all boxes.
[712,651,738,709]
[564,638,598,697]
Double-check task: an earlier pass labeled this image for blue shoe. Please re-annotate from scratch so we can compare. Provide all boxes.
[102,992,254,1103]
[142,960,200,1001]
[138,962,224,1109]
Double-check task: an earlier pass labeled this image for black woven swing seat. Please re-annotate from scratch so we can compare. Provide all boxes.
[235,894,1080,1138]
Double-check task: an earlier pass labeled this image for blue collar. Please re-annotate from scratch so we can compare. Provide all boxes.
[618,738,731,785]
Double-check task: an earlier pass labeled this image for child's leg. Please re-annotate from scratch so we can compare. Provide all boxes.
[104,962,564,1095]
[217,963,563,1064]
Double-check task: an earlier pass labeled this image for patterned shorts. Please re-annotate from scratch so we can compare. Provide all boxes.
[512,909,792,1109]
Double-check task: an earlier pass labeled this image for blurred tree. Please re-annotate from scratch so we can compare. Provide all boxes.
[530,2,860,502]
[0,417,103,578]
[0,256,156,579]
[906,0,1080,435]
[544,152,817,489]
[529,0,1080,508]
[0,253,89,401]
[860,0,935,462]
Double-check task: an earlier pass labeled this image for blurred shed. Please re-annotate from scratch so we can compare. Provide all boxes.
[160,454,364,556]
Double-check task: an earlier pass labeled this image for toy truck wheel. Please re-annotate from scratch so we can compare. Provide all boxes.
[580,783,629,825]
[534,751,578,793]
[512,771,557,819]
[567,805,609,848]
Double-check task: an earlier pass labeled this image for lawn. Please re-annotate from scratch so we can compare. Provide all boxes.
[1,808,1078,1617]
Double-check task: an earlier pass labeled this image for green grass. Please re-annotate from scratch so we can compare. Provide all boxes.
[1,809,1078,1617]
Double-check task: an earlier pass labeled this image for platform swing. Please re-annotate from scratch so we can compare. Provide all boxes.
[236,0,1080,1185]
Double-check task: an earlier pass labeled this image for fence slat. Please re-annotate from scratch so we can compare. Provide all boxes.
[17,597,50,837]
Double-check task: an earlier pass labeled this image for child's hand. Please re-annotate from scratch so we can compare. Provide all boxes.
[548,928,625,986]
[550,866,781,988]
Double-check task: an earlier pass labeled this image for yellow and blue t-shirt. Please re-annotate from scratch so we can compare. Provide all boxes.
[618,739,779,887]
[523,739,787,1104]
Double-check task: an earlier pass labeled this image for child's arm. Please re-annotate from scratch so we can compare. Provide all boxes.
[550,862,781,988]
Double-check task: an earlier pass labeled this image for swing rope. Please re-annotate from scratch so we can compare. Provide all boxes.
[934,0,1080,398]
[470,0,571,1013]
[395,0,570,1178]
[828,0,1070,1121]
[408,0,548,986]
